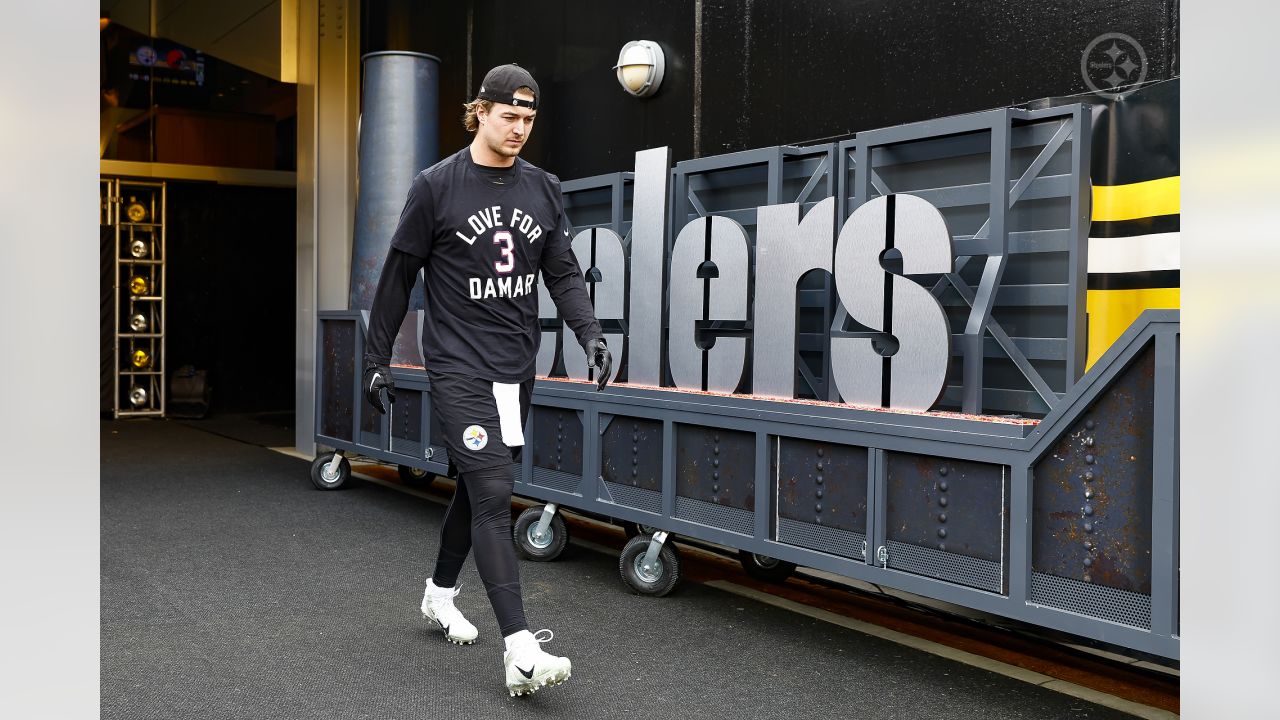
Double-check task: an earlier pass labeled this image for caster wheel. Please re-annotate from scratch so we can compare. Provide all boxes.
[513,506,569,561]
[310,452,351,490]
[738,550,797,583]
[619,534,681,596]
[622,521,662,539]
[397,464,434,487]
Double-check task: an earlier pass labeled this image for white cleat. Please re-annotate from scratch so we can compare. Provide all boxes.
[504,629,571,697]
[420,579,479,645]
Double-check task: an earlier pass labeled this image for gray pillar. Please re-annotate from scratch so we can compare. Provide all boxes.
[295,0,360,455]
[348,51,440,313]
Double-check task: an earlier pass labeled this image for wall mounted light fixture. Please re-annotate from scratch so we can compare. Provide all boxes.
[614,40,665,98]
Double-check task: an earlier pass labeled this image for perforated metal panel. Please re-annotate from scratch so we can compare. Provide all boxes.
[675,496,754,536]
[886,541,1002,593]
[531,466,581,495]
[1030,571,1152,629]
[778,518,865,560]
[602,480,662,514]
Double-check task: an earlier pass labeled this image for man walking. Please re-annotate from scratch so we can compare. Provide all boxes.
[361,63,611,697]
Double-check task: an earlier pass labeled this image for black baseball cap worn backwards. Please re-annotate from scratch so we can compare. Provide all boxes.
[477,64,539,109]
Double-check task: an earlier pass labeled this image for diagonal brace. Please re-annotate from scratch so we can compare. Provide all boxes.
[944,270,1059,409]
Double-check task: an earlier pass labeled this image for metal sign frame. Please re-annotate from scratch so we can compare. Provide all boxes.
[313,103,1179,659]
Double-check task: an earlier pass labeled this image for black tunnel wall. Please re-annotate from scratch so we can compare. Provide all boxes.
[164,183,296,414]
[364,0,1178,180]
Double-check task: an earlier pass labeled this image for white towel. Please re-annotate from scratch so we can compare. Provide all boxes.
[492,382,524,447]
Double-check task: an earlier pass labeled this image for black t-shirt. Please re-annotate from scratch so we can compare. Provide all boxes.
[471,162,517,187]
[384,147,598,382]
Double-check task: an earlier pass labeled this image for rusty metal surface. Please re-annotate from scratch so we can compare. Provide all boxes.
[1033,347,1155,593]
[887,452,1007,563]
[320,321,355,441]
[601,416,663,493]
[390,389,422,444]
[676,425,755,512]
[775,437,867,534]
[359,384,380,435]
[531,407,584,475]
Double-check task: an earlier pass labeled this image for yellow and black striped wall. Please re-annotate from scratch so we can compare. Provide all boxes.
[1084,79,1179,368]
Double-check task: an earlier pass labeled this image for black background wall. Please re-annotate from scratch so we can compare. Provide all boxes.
[364,0,1178,181]
[100,4,1177,415]
[164,183,296,414]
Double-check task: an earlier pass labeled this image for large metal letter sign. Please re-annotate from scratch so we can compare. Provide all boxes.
[669,216,750,393]
[627,147,672,387]
[562,228,625,384]
[831,194,953,411]
[752,197,836,398]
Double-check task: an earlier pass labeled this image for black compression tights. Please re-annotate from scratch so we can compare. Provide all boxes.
[430,464,528,637]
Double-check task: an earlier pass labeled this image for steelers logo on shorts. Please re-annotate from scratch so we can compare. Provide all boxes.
[462,425,488,450]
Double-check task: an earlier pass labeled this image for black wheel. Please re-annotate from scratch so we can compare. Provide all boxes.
[622,521,663,539]
[513,506,569,561]
[397,464,434,487]
[738,549,797,583]
[619,534,681,596]
[310,452,351,490]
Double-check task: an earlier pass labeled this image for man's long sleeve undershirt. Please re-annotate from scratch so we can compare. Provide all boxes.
[363,247,422,366]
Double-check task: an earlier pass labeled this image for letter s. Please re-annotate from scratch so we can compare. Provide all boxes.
[831,194,952,411]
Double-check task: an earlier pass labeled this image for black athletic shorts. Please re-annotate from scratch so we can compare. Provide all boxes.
[427,369,533,476]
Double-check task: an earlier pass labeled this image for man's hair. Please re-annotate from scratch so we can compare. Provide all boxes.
[461,98,493,133]
[461,86,535,133]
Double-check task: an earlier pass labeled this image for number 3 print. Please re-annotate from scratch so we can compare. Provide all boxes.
[493,230,514,274]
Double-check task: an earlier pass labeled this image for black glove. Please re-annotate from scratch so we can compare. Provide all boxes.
[362,360,396,414]
[584,338,612,391]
